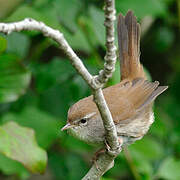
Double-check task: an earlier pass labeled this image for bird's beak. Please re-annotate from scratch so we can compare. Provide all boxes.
[61,123,75,131]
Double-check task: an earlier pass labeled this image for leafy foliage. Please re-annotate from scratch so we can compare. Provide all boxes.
[0,121,47,174]
[0,0,179,179]
[0,54,31,103]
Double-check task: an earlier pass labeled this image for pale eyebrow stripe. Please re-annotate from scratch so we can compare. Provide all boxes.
[85,112,97,119]
[74,112,97,124]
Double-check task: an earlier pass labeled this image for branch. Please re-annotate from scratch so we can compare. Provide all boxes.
[95,0,117,86]
[82,1,120,179]
[0,1,120,178]
[82,152,115,180]
[0,18,93,87]
[96,0,118,150]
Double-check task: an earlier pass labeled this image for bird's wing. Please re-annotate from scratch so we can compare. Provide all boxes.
[117,11,146,81]
[103,78,168,123]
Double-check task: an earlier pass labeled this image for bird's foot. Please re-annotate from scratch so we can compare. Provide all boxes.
[104,138,123,156]
[92,138,123,170]
[118,137,123,146]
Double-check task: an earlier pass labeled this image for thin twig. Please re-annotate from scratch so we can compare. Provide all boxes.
[95,0,117,86]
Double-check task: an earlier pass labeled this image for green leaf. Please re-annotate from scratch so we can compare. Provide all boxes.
[0,121,47,174]
[0,36,7,54]
[0,153,29,179]
[89,6,105,47]
[32,57,75,92]
[157,157,180,180]
[5,4,61,30]
[0,54,31,103]
[37,67,90,118]
[5,32,30,58]
[2,106,60,149]
[63,26,91,52]
[5,5,43,22]
[53,0,81,32]
[6,3,90,52]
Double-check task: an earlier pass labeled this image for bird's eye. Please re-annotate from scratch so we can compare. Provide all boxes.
[80,118,87,124]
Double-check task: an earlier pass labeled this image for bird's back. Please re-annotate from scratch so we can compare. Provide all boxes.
[103,78,166,138]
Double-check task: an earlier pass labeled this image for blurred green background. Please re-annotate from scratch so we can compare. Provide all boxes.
[0,0,179,179]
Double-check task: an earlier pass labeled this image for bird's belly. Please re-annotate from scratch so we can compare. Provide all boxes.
[116,107,154,139]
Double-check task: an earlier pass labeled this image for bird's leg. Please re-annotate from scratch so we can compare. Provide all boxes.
[92,148,106,170]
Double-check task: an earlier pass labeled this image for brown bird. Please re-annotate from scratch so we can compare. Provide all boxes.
[61,11,168,146]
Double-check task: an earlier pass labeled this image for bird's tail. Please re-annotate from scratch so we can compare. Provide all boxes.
[117,10,146,81]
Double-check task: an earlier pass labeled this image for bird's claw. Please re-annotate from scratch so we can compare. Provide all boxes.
[104,138,123,156]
